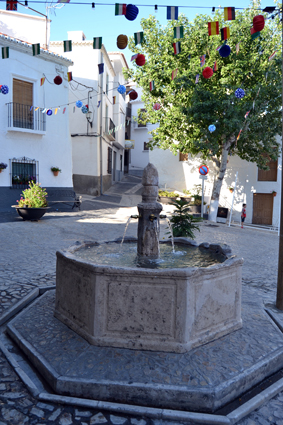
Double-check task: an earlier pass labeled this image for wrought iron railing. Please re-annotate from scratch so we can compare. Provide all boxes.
[7,103,46,132]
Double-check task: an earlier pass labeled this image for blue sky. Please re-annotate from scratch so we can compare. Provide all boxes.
[1,0,276,65]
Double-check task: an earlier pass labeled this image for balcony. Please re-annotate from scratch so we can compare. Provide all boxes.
[105,117,116,141]
[7,103,46,133]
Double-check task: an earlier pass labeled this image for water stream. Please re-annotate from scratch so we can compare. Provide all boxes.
[153,219,160,257]
[166,219,175,253]
[120,217,132,246]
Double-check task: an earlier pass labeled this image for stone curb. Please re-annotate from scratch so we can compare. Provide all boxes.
[0,287,39,326]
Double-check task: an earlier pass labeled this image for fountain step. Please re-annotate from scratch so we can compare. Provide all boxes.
[6,289,283,414]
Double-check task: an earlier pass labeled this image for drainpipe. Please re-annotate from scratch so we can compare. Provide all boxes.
[99,50,104,195]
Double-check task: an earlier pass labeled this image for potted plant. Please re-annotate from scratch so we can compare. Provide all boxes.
[158,190,179,204]
[0,163,8,173]
[229,187,234,193]
[189,184,205,214]
[271,190,277,197]
[51,166,61,176]
[167,198,202,239]
[180,189,192,203]
[13,181,49,221]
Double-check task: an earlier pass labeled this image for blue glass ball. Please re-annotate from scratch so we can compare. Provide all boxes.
[1,85,9,95]
[219,45,231,58]
[47,109,52,116]
[208,124,216,132]
[81,105,88,114]
[235,88,245,98]
[125,4,139,21]
[117,85,126,94]
[76,100,83,108]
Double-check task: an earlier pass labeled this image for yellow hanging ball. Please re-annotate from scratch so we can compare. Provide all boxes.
[117,34,128,50]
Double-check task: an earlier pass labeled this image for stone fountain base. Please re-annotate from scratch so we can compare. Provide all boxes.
[6,287,283,413]
[54,239,242,354]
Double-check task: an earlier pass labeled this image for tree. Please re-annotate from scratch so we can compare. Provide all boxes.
[124,3,282,221]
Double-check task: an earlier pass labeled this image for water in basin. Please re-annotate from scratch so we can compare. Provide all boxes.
[74,242,226,269]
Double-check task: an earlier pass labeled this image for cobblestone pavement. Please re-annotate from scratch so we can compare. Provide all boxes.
[0,192,282,424]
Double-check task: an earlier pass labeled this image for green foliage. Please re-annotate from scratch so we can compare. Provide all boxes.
[158,190,178,197]
[51,167,61,172]
[168,198,202,239]
[17,181,48,208]
[124,4,282,171]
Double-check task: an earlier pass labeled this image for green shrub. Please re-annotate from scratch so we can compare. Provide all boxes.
[17,181,48,208]
[168,198,202,239]
[158,190,178,198]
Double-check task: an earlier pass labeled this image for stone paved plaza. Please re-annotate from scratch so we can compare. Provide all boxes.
[0,182,283,425]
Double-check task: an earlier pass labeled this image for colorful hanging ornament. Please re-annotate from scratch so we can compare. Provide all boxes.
[81,105,88,113]
[134,31,143,45]
[115,3,126,16]
[173,42,181,55]
[208,124,216,132]
[129,90,138,100]
[235,88,245,98]
[1,85,9,94]
[153,103,161,110]
[54,75,63,85]
[46,109,52,116]
[117,34,128,49]
[202,67,213,79]
[219,44,231,57]
[117,84,126,94]
[220,27,230,41]
[76,100,83,108]
[135,54,146,66]
[224,7,235,21]
[167,6,178,20]
[149,81,155,91]
[253,15,265,32]
[125,4,139,21]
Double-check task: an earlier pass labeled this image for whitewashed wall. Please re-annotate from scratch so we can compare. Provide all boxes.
[0,9,50,47]
[0,41,73,190]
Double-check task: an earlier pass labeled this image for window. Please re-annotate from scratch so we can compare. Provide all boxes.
[107,147,112,174]
[13,79,33,129]
[144,142,149,151]
[258,158,278,182]
[105,104,109,132]
[106,74,109,95]
[10,157,37,189]
[179,152,188,161]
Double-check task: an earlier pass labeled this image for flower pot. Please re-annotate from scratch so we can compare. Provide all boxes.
[189,205,201,214]
[158,196,178,205]
[229,189,234,193]
[15,207,49,221]
[273,192,277,197]
[52,171,59,176]
[0,168,3,173]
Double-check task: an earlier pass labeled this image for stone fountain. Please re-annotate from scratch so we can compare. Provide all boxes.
[54,163,243,353]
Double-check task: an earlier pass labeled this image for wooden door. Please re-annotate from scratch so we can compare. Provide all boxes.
[252,193,274,225]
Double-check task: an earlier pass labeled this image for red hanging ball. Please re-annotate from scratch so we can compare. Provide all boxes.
[202,67,214,79]
[253,15,265,32]
[153,103,161,110]
[135,54,146,67]
[129,90,138,100]
[54,75,63,85]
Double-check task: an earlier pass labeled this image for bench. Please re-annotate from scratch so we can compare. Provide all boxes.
[47,190,82,211]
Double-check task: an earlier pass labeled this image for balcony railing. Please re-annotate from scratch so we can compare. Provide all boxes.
[7,103,46,132]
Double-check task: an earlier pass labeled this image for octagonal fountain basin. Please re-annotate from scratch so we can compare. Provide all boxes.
[55,238,243,354]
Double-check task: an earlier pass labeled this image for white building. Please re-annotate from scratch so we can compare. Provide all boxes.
[50,32,130,196]
[128,87,281,227]
[0,13,73,211]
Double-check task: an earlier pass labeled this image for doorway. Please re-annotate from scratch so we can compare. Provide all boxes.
[113,151,117,182]
[252,193,274,225]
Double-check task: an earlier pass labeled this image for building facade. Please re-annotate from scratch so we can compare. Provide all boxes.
[50,32,129,196]
[0,25,73,211]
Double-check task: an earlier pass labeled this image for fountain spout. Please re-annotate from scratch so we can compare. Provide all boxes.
[137,163,163,258]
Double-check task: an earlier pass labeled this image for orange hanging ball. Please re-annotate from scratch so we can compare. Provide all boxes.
[202,67,214,79]
[117,34,128,50]
[135,54,146,66]
[253,15,265,32]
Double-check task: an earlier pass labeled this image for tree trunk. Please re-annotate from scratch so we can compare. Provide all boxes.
[208,147,229,222]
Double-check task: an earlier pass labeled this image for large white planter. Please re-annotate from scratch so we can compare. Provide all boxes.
[54,240,243,353]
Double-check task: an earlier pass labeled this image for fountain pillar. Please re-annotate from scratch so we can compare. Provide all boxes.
[137,163,163,258]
